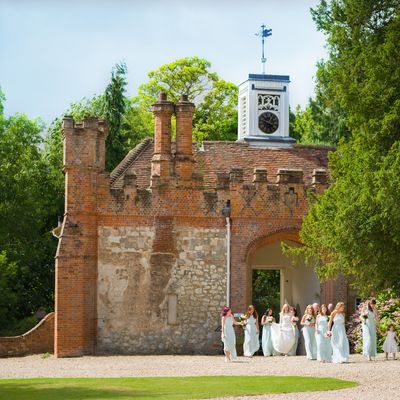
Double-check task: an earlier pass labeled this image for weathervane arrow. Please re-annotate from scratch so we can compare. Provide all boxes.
[256,24,272,74]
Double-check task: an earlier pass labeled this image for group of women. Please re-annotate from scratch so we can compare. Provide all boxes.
[221,301,357,363]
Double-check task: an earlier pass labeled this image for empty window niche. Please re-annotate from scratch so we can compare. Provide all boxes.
[167,294,178,325]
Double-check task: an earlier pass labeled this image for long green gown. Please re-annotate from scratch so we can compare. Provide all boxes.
[316,315,332,362]
[302,316,317,360]
[331,313,349,363]
[362,310,377,358]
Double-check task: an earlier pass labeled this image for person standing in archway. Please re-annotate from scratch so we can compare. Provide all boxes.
[288,306,299,356]
[261,308,276,356]
[243,305,260,357]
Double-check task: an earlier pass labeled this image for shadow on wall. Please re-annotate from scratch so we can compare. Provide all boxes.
[0,313,54,357]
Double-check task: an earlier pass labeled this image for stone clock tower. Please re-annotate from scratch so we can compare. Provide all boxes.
[238,74,295,147]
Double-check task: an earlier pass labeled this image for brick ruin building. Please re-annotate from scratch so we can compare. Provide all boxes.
[55,74,350,357]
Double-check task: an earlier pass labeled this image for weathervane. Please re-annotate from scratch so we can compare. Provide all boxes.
[255,24,272,74]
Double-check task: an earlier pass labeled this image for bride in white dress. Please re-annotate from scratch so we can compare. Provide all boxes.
[271,304,296,355]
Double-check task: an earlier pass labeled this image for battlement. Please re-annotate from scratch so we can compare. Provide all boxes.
[62,116,108,131]
[62,116,108,171]
[222,166,327,188]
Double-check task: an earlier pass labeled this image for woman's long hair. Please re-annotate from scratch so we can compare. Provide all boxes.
[281,303,290,314]
[320,304,328,316]
[263,307,273,317]
[246,304,258,319]
[304,304,316,318]
[335,301,345,311]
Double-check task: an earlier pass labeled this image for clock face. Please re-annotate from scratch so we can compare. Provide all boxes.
[258,111,279,134]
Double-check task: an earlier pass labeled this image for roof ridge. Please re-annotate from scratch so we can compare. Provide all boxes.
[110,137,153,184]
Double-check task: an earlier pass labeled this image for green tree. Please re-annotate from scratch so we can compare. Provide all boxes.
[0,96,61,326]
[44,62,131,173]
[193,80,238,141]
[285,0,400,296]
[0,251,19,328]
[136,56,218,108]
[292,62,350,145]
[252,270,281,320]
[104,62,130,170]
[135,56,238,142]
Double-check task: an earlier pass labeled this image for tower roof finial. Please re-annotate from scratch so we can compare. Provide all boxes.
[255,24,272,74]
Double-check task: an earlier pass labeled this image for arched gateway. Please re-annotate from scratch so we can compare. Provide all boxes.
[55,77,340,358]
[245,232,320,316]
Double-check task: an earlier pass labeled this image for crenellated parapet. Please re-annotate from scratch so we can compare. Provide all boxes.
[62,116,108,172]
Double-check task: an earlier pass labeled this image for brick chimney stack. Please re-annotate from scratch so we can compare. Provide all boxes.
[151,93,174,181]
[175,94,195,179]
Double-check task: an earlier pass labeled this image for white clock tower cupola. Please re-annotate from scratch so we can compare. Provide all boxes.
[238,74,295,147]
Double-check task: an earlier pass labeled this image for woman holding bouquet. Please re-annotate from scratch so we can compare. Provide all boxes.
[315,304,332,362]
[327,302,350,363]
[221,306,241,362]
[288,306,299,356]
[261,308,276,356]
[243,305,260,357]
[361,301,377,361]
[301,304,317,360]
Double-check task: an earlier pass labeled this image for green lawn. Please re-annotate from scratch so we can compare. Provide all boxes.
[0,376,357,400]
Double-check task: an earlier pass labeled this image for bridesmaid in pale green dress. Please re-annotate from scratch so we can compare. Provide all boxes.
[243,305,260,357]
[361,300,377,361]
[288,306,299,356]
[327,302,350,363]
[301,304,317,360]
[221,306,241,362]
[316,304,332,362]
[261,308,276,356]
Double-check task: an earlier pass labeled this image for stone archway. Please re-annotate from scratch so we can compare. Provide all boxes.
[248,240,321,316]
[243,229,320,316]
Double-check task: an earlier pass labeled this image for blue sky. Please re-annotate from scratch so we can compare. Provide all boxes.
[0,0,327,126]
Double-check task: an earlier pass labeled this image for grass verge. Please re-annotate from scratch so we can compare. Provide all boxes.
[0,375,358,400]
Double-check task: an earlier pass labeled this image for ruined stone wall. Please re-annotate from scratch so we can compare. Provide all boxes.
[97,224,226,354]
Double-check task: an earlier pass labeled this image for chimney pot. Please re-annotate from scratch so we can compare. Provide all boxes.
[159,92,167,101]
[180,94,188,102]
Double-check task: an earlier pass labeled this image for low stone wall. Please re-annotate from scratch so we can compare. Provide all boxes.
[0,312,54,357]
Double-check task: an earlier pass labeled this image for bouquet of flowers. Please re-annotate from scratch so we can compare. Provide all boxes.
[360,312,368,323]
[291,316,299,325]
[266,316,274,324]
[239,314,247,329]
[305,316,313,325]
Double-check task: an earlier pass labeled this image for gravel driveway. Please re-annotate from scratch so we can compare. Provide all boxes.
[0,353,398,399]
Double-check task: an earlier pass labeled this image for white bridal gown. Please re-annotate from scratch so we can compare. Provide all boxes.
[271,312,296,354]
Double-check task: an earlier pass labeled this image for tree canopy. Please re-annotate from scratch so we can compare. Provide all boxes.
[135,56,238,141]
[285,0,400,296]
[0,92,62,332]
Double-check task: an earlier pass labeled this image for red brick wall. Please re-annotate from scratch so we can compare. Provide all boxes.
[55,118,107,357]
[55,111,337,356]
[0,313,54,357]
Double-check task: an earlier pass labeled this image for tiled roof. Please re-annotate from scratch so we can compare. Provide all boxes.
[111,139,334,189]
[110,138,153,188]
